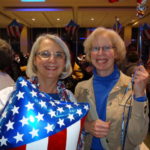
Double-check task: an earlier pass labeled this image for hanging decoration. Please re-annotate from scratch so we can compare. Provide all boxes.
[7,20,24,39]
[85,28,95,38]
[136,0,148,64]
[136,0,147,18]
[113,17,122,34]
[65,20,79,40]
[108,0,122,2]
[142,23,150,40]
[142,23,150,65]
[137,25,143,64]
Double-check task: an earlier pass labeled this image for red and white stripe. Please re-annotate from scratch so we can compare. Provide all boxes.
[65,26,78,37]
[137,0,147,4]
[108,0,120,3]
[86,29,93,38]
[7,26,22,38]
[143,29,150,40]
[8,118,85,150]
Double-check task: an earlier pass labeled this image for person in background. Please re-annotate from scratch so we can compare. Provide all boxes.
[0,38,15,90]
[121,51,139,76]
[75,27,149,150]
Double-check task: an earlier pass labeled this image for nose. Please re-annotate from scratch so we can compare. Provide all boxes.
[97,48,103,54]
[47,54,56,62]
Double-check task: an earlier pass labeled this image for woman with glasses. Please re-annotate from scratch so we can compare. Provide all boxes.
[0,34,89,150]
[75,27,149,150]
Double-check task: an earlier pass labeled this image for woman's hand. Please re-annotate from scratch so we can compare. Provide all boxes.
[133,65,149,97]
[84,119,111,138]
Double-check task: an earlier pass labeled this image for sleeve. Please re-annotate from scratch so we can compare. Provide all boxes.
[127,98,149,145]
[0,87,14,113]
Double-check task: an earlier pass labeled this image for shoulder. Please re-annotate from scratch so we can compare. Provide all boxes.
[120,71,131,82]
[66,89,77,102]
[0,86,14,97]
[0,73,15,90]
[118,71,132,89]
[0,86,14,112]
[74,77,93,98]
[76,77,93,89]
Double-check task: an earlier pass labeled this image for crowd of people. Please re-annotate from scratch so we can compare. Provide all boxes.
[0,26,150,150]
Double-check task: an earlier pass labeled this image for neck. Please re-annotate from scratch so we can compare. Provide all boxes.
[96,68,114,77]
[38,77,58,94]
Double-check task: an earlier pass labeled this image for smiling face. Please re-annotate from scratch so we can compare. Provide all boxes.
[91,34,117,76]
[34,38,66,81]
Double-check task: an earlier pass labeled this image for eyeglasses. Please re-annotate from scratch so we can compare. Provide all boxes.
[91,46,115,52]
[36,50,65,60]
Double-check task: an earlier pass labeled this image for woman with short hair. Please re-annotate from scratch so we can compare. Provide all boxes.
[75,27,149,150]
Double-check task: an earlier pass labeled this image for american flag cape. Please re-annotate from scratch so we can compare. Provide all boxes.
[0,77,89,150]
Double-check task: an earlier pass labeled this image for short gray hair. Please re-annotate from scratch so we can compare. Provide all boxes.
[84,27,126,65]
[26,34,72,79]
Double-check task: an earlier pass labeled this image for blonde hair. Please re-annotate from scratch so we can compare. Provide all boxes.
[26,34,72,79]
[84,27,126,65]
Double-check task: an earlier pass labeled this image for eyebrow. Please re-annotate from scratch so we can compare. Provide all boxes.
[38,50,64,53]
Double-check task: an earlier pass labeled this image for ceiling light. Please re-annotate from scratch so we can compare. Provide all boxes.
[90,18,94,21]
[6,8,66,11]
[32,18,36,21]
[132,21,139,26]
[20,0,46,2]
[57,18,60,21]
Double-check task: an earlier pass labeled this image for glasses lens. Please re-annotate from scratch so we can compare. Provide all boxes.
[37,50,65,59]
[103,46,112,51]
[37,51,50,58]
[91,46,114,52]
[55,52,65,59]
[91,47,99,52]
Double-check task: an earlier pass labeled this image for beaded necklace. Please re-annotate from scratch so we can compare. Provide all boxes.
[30,76,70,102]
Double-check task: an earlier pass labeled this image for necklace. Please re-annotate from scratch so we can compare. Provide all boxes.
[30,76,70,102]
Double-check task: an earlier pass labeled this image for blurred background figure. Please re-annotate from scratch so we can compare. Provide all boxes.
[65,53,93,93]
[121,51,139,76]
[0,38,15,90]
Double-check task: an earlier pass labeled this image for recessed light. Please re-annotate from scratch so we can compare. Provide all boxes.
[57,18,60,21]
[133,21,139,26]
[90,18,94,21]
[32,18,36,21]
[20,0,45,2]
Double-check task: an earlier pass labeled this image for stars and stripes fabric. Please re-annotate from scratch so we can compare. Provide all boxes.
[143,29,150,40]
[0,77,89,150]
[7,20,23,39]
[85,28,95,38]
[137,0,147,4]
[142,23,150,40]
[65,20,79,40]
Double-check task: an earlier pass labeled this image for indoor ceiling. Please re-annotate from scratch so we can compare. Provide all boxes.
[0,0,150,28]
